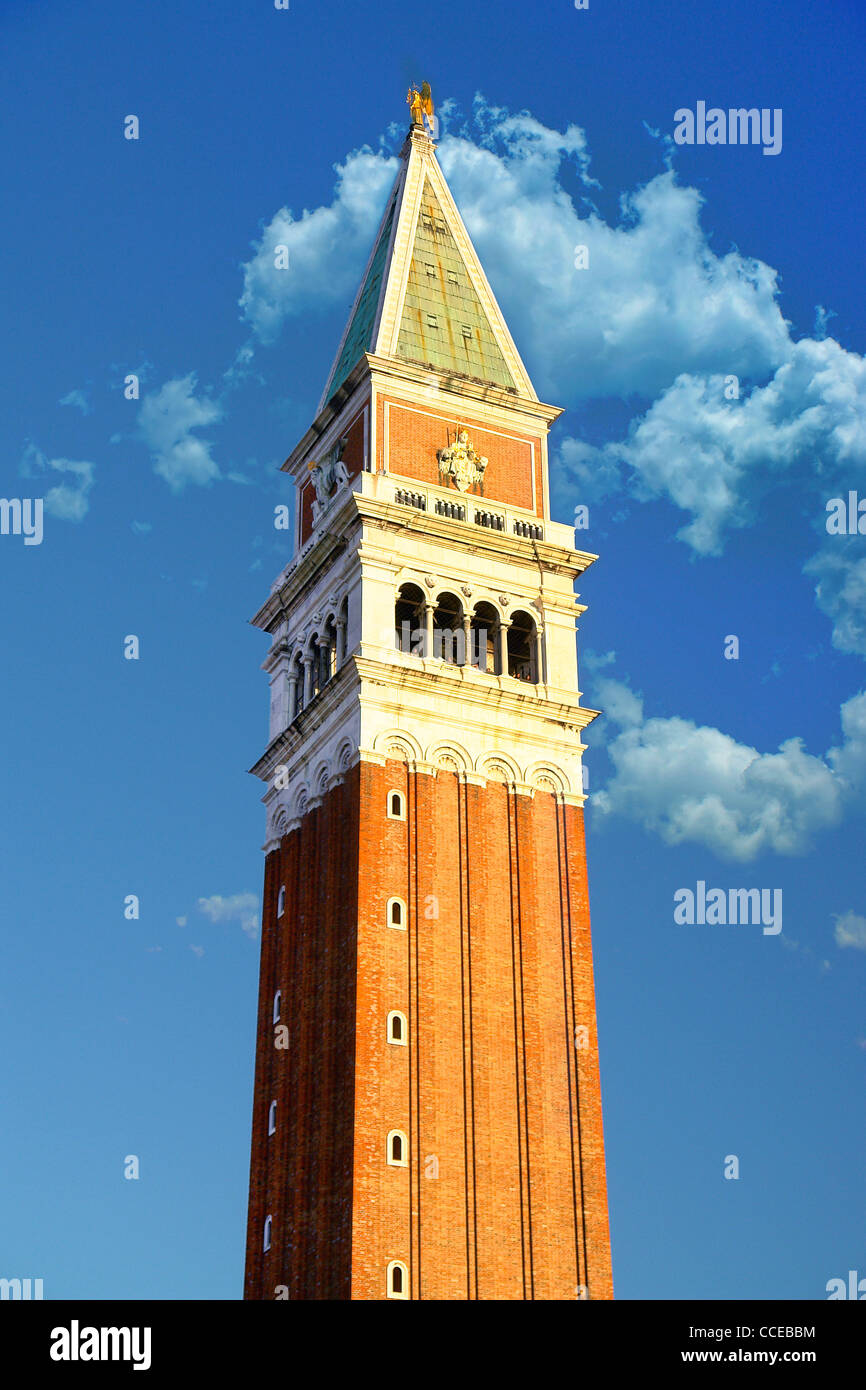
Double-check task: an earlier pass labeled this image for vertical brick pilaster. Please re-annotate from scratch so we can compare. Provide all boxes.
[465,778,523,1299]
[565,803,613,1301]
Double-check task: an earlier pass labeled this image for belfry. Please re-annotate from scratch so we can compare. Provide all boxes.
[243,92,613,1301]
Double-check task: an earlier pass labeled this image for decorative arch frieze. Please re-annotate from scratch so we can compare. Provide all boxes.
[525,761,571,796]
[373,729,424,763]
[336,739,355,773]
[310,762,331,805]
[426,740,471,773]
[477,751,522,785]
[292,786,311,825]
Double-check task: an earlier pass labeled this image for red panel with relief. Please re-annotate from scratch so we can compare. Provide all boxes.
[378,397,544,517]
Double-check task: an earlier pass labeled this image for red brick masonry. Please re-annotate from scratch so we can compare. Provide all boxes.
[244,760,612,1300]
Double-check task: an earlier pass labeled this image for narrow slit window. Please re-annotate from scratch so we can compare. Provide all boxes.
[273,990,282,1025]
[387,1011,407,1045]
[387,1261,408,1299]
[387,790,405,820]
[387,1130,408,1166]
[277,885,286,918]
[263,1215,272,1252]
[268,1100,277,1136]
[387,898,406,930]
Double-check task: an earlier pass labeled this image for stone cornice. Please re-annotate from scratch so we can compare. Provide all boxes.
[249,659,361,781]
[365,354,562,426]
[261,636,290,674]
[251,508,358,631]
[283,362,371,479]
[248,648,598,790]
[354,653,600,730]
[355,493,596,577]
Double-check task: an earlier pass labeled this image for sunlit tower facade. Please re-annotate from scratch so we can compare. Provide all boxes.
[243,101,613,1301]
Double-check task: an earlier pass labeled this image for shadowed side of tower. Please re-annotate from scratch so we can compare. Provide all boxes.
[243,771,361,1299]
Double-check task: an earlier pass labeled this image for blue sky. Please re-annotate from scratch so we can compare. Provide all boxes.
[1,0,864,1300]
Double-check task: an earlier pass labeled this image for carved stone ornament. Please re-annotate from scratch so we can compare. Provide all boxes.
[461,585,473,598]
[309,435,349,514]
[437,429,488,494]
[486,761,511,783]
[498,594,510,608]
[424,574,436,589]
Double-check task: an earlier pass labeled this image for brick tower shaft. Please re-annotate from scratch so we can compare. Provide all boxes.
[244,113,612,1301]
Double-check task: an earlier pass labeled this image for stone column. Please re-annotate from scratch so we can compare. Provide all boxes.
[498,620,511,677]
[424,602,434,659]
[287,671,299,720]
[268,648,291,740]
[303,654,314,705]
[534,628,544,684]
[336,616,346,666]
[462,614,473,667]
[319,637,332,685]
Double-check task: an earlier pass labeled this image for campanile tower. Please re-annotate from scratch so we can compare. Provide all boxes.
[243,105,613,1301]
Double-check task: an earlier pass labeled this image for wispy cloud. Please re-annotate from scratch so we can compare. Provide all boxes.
[58,388,91,415]
[196,892,259,941]
[833,910,866,951]
[20,444,95,521]
[138,374,222,491]
[805,542,866,659]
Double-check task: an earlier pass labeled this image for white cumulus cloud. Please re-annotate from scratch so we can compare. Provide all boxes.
[590,674,866,861]
[235,100,791,402]
[559,336,866,553]
[833,911,866,951]
[238,148,399,344]
[440,103,791,401]
[560,336,866,654]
